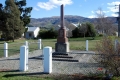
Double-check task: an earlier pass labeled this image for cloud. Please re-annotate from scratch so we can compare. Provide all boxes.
[92,10,109,15]
[107,1,120,17]
[37,0,73,10]
[88,10,109,18]
[50,0,73,5]
[107,7,118,12]
[33,7,40,11]
[94,10,110,14]
[91,11,94,14]
[111,13,118,17]
[107,1,120,6]
[103,11,109,13]
[37,2,57,10]
[88,15,96,18]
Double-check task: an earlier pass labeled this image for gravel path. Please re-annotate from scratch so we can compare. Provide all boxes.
[0,50,99,75]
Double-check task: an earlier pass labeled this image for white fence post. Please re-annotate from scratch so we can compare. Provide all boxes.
[4,42,8,57]
[38,39,41,49]
[25,41,29,70]
[43,46,52,73]
[114,40,119,51]
[86,40,88,51]
[20,45,28,71]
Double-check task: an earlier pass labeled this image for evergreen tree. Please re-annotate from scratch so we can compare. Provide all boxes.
[15,0,32,26]
[86,22,96,39]
[4,0,24,41]
[72,27,80,38]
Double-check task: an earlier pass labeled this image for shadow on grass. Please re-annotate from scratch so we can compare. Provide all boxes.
[2,70,47,78]
[1,70,105,80]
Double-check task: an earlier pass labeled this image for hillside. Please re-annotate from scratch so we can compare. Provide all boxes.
[28,15,117,27]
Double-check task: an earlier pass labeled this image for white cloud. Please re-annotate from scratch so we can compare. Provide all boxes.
[37,2,57,10]
[107,1,120,6]
[111,13,118,17]
[50,0,72,6]
[88,15,96,18]
[103,11,109,13]
[92,10,109,15]
[37,0,73,10]
[96,10,104,14]
[107,7,118,12]
[91,11,94,14]
[33,7,40,11]
[107,1,120,17]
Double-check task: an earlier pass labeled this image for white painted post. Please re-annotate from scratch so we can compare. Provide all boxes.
[20,45,28,71]
[4,42,8,57]
[115,40,119,51]
[43,46,52,73]
[86,40,88,51]
[25,41,29,70]
[38,39,41,49]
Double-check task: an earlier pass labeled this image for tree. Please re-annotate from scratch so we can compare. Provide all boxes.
[94,8,116,36]
[79,23,87,38]
[72,22,96,38]
[0,4,6,32]
[72,27,80,38]
[15,0,32,26]
[95,36,120,76]
[37,27,58,39]
[3,0,24,41]
[86,22,96,39]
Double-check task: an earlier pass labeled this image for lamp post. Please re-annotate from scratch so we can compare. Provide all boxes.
[115,4,120,37]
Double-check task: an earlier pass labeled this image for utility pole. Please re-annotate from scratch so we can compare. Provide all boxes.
[118,4,120,37]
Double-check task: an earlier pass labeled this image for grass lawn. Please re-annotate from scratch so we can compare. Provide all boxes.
[0,36,120,80]
[0,36,119,57]
[0,37,101,57]
[0,71,120,80]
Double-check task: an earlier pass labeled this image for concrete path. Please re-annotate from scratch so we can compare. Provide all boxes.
[0,50,99,75]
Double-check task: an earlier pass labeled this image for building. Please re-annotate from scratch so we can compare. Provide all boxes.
[25,27,40,39]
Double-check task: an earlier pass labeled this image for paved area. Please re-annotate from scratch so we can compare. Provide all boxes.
[0,50,100,75]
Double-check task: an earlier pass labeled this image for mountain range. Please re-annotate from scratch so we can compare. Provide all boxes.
[28,15,117,27]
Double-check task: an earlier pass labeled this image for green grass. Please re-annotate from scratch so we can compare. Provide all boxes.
[0,71,120,80]
[0,36,114,57]
[0,36,120,80]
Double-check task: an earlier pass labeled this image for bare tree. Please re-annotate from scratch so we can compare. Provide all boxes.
[95,36,120,76]
[94,8,116,36]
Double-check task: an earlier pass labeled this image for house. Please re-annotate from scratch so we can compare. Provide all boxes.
[25,27,40,39]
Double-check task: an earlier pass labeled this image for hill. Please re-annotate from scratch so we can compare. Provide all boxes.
[28,15,117,27]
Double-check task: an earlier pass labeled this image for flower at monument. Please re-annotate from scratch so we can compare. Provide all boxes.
[97,67,103,71]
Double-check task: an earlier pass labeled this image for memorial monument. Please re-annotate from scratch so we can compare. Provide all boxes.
[55,4,69,54]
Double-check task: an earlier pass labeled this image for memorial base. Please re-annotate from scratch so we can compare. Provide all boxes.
[55,42,69,54]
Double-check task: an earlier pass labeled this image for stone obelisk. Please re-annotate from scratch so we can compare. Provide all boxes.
[55,4,69,54]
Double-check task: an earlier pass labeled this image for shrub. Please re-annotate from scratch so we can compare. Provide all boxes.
[99,34,103,37]
[95,36,120,76]
[37,28,58,39]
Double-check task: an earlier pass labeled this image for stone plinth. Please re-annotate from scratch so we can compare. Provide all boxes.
[55,42,69,54]
[55,28,69,53]
[55,4,70,54]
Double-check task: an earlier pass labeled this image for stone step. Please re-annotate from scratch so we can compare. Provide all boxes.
[52,54,76,58]
[30,55,79,62]
[29,53,89,62]
[52,58,79,62]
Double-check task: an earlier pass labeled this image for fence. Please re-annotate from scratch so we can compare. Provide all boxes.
[0,39,42,58]
[0,39,120,78]
[0,39,90,58]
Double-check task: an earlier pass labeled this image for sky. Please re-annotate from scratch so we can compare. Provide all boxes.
[0,0,120,18]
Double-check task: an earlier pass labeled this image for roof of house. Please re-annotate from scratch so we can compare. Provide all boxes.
[27,27,39,32]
